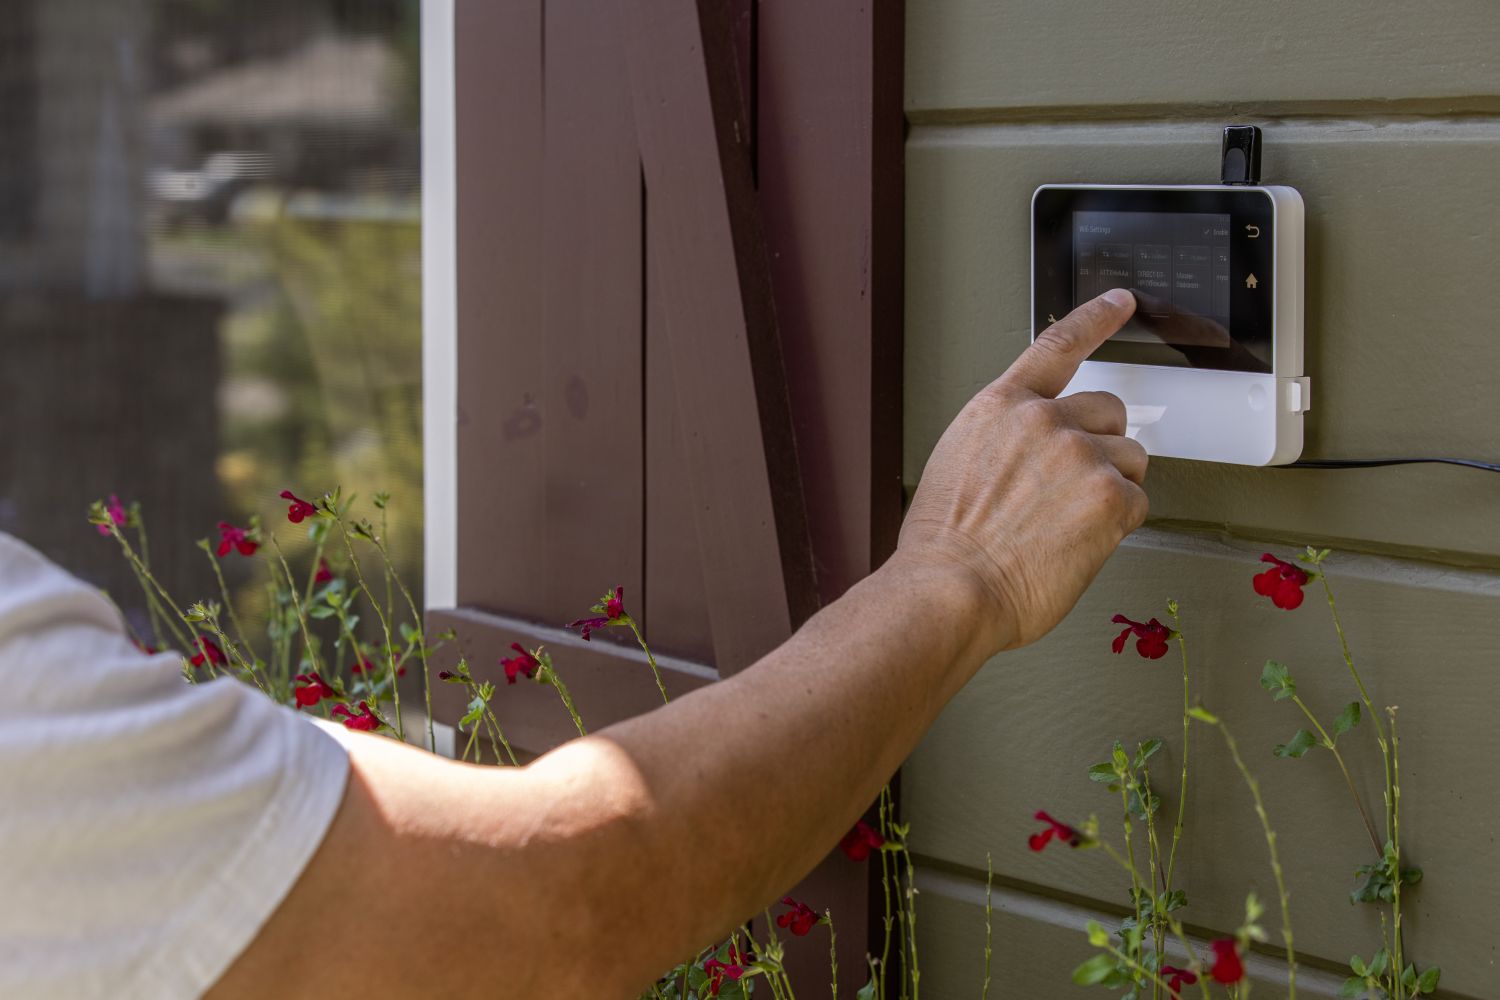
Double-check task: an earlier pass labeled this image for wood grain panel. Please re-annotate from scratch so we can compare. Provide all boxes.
[902,528,1500,998]
[906,0,1500,117]
[541,0,645,621]
[904,120,1500,561]
[453,0,549,618]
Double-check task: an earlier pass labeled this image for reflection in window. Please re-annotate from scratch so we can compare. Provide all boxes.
[0,0,423,640]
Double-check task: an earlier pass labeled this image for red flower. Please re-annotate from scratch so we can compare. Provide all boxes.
[351,654,405,679]
[216,521,258,558]
[1028,810,1083,852]
[500,643,540,684]
[839,820,885,861]
[332,701,382,732]
[279,489,319,523]
[189,637,226,668]
[1253,553,1309,610]
[703,947,747,997]
[293,672,337,709]
[1110,614,1171,659]
[566,586,627,641]
[1209,939,1245,984]
[1162,964,1198,998]
[131,638,158,656]
[776,897,820,937]
[315,558,334,584]
[96,494,127,536]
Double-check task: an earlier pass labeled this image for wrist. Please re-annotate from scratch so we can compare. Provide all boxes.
[877,545,1017,661]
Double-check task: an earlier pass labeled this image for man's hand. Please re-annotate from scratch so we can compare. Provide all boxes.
[899,288,1148,652]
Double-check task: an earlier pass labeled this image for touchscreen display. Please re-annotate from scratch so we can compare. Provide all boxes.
[1033,188,1275,373]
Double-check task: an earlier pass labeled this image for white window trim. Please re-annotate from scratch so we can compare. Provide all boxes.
[420,0,457,610]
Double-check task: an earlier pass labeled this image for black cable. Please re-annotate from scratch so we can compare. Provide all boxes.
[1287,458,1500,473]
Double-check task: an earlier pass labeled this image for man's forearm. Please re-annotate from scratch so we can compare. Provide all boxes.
[529,552,999,992]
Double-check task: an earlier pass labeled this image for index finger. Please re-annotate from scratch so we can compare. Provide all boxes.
[1005,288,1136,398]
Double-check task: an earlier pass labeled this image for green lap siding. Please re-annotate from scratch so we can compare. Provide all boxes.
[902,3,1500,997]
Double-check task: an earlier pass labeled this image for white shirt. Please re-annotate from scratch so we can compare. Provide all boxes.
[0,533,351,998]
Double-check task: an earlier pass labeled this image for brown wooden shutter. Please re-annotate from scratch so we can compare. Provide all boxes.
[427,1,903,990]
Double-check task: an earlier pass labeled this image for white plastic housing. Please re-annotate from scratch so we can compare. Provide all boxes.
[1031,184,1307,467]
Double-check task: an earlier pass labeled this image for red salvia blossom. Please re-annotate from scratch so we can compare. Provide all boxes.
[189,637,226,668]
[838,820,885,861]
[315,558,334,584]
[279,489,319,523]
[703,946,747,997]
[776,897,819,937]
[566,586,627,641]
[96,494,127,536]
[1162,964,1198,998]
[1209,939,1245,984]
[131,638,158,656]
[1110,614,1171,659]
[332,701,381,732]
[293,672,337,709]
[1253,552,1309,610]
[216,521,258,558]
[1028,810,1083,852]
[501,643,540,684]
[350,655,404,679]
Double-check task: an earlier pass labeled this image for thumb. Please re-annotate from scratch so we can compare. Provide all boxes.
[1005,289,1136,399]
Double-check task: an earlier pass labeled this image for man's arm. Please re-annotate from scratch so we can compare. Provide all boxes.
[208,289,1145,999]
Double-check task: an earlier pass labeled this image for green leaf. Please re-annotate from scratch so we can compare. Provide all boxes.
[1273,729,1318,758]
[307,604,337,619]
[1159,890,1187,912]
[854,979,877,1000]
[1088,762,1118,784]
[1134,739,1163,767]
[1338,976,1366,999]
[1086,920,1110,947]
[1369,949,1390,977]
[1416,967,1440,994]
[1187,706,1218,724]
[1259,660,1296,700]
[1349,955,1368,977]
[1402,964,1418,990]
[459,695,486,727]
[1401,866,1424,886]
[1333,701,1361,737]
[1071,954,1118,986]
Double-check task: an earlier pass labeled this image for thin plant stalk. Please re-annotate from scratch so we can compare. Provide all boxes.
[878,787,896,998]
[539,658,587,738]
[825,911,837,999]
[1164,608,1190,891]
[1389,707,1405,1000]
[627,619,670,705]
[270,537,325,677]
[1099,842,1212,1000]
[1207,717,1297,999]
[132,516,169,649]
[1320,572,1392,840]
[368,533,435,752]
[981,852,994,1000]
[1286,693,1382,856]
[104,522,193,652]
[334,520,403,741]
[203,545,256,662]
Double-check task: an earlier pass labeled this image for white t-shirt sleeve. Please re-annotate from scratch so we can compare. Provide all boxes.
[0,533,351,999]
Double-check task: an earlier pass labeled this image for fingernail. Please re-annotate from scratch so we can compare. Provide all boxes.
[1102,288,1134,309]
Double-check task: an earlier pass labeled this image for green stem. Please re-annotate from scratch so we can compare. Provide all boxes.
[270,537,325,677]
[826,912,838,1000]
[107,524,193,652]
[1389,707,1405,1000]
[1321,572,1393,846]
[1100,843,1212,1000]
[981,852,994,1000]
[541,663,588,737]
[480,701,520,766]
[335,521,403,741]
[878,787,895,998]
[628,619,670,705]
[460,718,480,762]
[372,535,435,752]
[1164,615,1191,893]
[204,546,256,664]
[1120,783,1145,931]
[1288,694,1383,856]
[132,517,169,650]
[1210,719,1297,999]
[901,831,920,1000]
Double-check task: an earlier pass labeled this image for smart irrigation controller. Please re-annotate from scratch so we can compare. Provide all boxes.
[1030,127,1307,466]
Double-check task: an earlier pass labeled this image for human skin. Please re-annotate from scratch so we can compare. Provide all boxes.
[207,288,1146,999]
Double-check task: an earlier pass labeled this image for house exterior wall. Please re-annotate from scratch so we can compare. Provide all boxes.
[901,3,1500,997]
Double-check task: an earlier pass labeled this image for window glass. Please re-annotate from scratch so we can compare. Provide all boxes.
[0,0,423,636]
